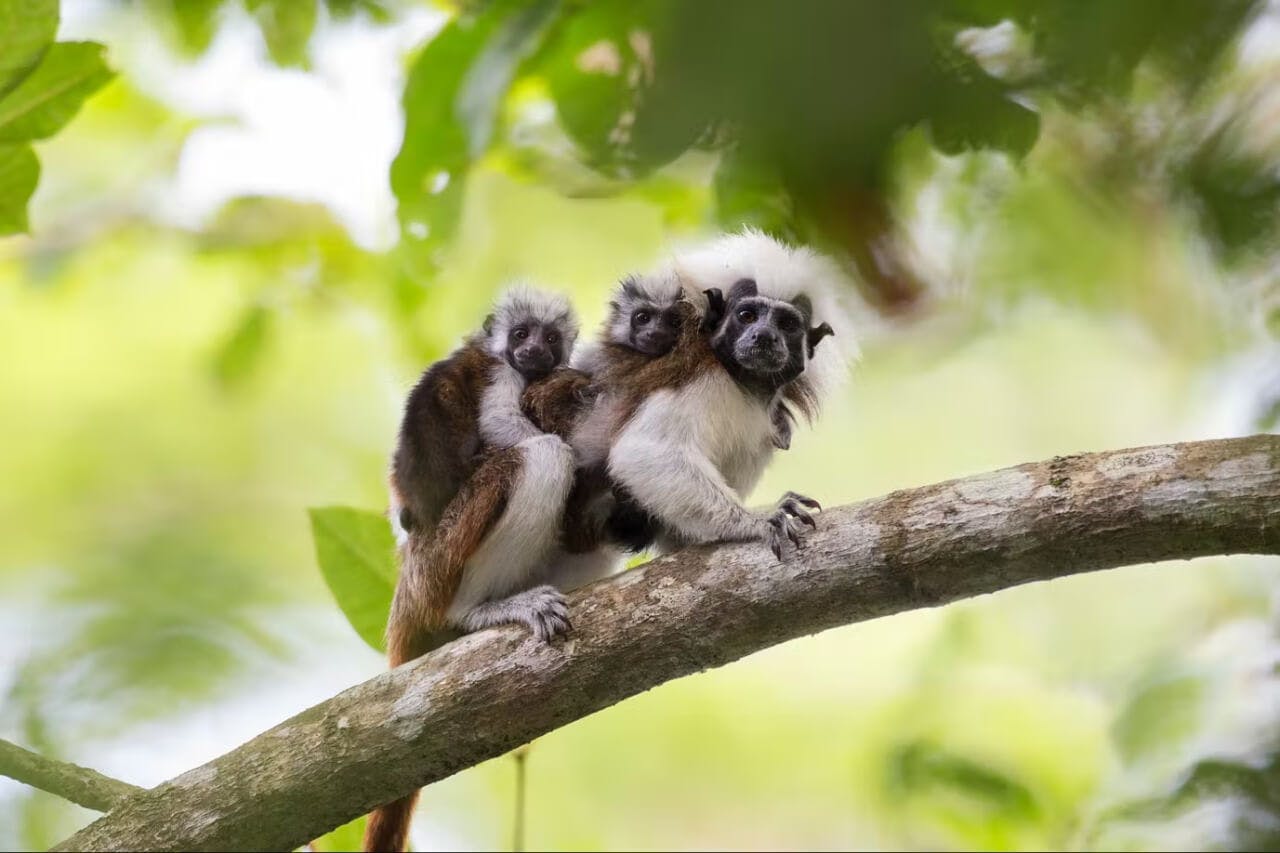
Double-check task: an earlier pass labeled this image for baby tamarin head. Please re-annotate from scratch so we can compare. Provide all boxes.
[606,270,687,358]
[483,286,580,380]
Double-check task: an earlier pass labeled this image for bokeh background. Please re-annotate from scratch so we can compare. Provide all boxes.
[2,1,1280,850]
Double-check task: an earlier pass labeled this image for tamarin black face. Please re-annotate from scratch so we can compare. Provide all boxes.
[501,318,566,379]
[608,275,685,357]
[708,278,810,393]
[483,291,578,381]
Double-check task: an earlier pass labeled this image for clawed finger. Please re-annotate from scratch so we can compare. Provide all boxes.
[783,491,822,511]
[780,499,816,528]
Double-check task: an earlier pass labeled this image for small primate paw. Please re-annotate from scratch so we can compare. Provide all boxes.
[573,381,602,405]
[763,491,822,560]
[517,585,572,642]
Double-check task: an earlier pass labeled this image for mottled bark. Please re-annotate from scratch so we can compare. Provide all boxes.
[0,738,142,813]
[56,436,1280,852]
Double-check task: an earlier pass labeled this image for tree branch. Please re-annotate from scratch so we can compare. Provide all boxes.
[0,738,143,813]
[55,435,1280,852]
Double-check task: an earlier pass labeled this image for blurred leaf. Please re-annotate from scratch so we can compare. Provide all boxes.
[0,143,38,235]
[212,304,274,390]
[392,0,559,279]
[541,0,699,178]
[1112,672,1205,764]
[927,46,1040,158]
[309,506,396,652]
[326,0,392,24]
[0,42,115,143]
[886,740,1040,820]
[158,0,225,56]
[713,146,796,240]
[246,0,318,68]
[1180,136,1280,264]
[308,815,367,852]
[0,0,57,99]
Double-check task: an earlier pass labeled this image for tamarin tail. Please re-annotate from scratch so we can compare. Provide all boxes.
[363,793,419,853]
[362,570,436,853]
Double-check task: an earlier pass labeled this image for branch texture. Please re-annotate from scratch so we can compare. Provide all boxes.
[57,435,1280,852]
[0,738,142,813]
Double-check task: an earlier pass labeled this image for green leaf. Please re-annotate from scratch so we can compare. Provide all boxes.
[0,0,57,99]
[886,740,1040,820]
[246,0,318,68]
[0,143,38,235]
[307,815,367,852]
[308,506,397,652]
[1111,673,1204,764]
[211,304,273,389]
[392,0,559,278]
[0,42,115,143]
[166,0,225,56]
[713,146,797,239]
[542,0,701,177]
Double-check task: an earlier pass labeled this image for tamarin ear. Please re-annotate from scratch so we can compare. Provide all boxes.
[482,313,496,336]
[806,322,834,359]
[727,277,758,302]
[702,287,726,332]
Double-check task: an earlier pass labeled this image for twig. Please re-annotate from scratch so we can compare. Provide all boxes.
[0,738,142,812]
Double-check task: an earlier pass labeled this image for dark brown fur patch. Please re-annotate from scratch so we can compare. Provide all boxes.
[521,367,593,438]
[386,446,524,664]
[391,337,498,538]
[607,300,717,431]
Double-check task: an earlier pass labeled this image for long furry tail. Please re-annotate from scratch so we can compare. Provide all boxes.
[361,556,438,853]
[363,791,420,853]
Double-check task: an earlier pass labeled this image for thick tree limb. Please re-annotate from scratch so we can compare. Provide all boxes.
[56,436,1280,852]
[0,738,142,813]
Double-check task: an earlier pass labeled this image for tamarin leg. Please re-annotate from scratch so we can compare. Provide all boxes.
[444,434,577,636]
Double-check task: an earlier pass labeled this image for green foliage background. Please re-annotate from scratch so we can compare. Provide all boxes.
[1,1,1279,851]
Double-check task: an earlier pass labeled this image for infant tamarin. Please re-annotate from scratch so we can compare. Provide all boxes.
[580,269,802,450]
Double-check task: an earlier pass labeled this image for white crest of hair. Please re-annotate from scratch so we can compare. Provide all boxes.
[672,228,860,405]
[484,281,581,359]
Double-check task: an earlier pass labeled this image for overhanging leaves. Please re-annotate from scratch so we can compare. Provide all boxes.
[0,0,58,100]
[0,143,39,235]
[391,0,559,279]
[0,42,115,143]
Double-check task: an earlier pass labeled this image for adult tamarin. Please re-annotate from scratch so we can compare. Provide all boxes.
[579,269,803,450]
[603,231,855,558]
[366,289,583,853]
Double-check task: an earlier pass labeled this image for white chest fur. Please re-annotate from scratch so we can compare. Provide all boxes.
[634,370,775,498]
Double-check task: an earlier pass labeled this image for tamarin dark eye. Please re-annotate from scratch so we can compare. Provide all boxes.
[777,314,799,332]
[634,311,651,325]
[736,309,757,324]
[513,327,529,340]
[546,332,560,345]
